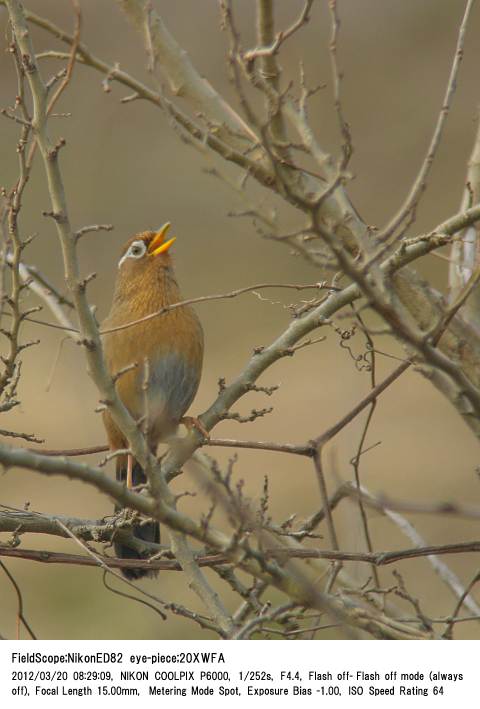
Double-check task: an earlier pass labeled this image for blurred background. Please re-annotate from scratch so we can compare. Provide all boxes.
[0,0,479,639]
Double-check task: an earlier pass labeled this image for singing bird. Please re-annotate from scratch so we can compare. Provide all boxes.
[101,224,204,579]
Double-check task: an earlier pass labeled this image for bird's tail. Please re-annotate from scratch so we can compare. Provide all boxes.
[114,460,160,580]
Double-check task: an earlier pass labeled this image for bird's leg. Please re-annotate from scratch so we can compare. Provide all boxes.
[180,416,210,441]
[126,453,134,488]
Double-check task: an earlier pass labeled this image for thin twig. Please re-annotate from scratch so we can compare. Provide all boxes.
[2,540,479,569]
[442,571,480,638]
[377,0,475,242]
[0,560,37,640]
[350,309,380,588]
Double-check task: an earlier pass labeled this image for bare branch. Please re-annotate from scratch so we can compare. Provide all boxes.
[377,0,475,242]
[0,561,37,640]
[116,0,260,149]
[449,111,480,329]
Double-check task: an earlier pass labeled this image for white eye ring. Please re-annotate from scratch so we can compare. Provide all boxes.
[118,240,147,268]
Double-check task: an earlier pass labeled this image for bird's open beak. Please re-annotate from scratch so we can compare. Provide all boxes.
[148,222,176,257]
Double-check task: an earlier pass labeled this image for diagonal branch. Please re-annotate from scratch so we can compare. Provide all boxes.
[377,0,475,242]
[115,0,260,150]
[449,111,480,330]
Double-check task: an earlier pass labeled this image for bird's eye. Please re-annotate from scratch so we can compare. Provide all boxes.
[118,240,147,268]
[129,242,146,258]
[130,243,145,258]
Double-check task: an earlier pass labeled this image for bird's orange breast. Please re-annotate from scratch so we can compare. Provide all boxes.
[101,261,203,450]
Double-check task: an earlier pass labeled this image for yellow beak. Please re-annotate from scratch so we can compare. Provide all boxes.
[148,222,176,257]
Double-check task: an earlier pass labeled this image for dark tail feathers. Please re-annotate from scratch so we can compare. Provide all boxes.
[115,460,160,580]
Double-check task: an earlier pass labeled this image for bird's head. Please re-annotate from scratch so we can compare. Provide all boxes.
[117,223,176,276]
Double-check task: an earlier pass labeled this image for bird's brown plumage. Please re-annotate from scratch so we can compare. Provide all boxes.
[101,228,204,579]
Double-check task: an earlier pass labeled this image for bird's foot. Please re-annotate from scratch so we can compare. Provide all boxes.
[114,507,140,527]
[180,416,210,441]
[126,453,133,488]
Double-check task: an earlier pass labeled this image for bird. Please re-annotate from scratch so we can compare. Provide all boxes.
[101,223,204,580]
